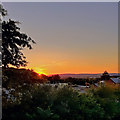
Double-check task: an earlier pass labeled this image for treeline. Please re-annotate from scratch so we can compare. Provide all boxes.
[3,68,100,89]
[49,77,100,85]
[3,68,46,89]
[2,68,120,120]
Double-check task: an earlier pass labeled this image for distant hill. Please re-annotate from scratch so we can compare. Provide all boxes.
[58,74,101,78]
[50,73,120,79]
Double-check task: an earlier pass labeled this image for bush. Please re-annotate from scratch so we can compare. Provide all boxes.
[90,85,120,119]
[2,80,120,120]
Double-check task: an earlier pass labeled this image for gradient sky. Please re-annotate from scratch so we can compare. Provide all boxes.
[3,2,118,74]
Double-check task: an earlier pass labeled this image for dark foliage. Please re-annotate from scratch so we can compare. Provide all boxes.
[2,68,46,89]
[2,19,36,68]
[48,75,61,83]
[2,83,120,120]
[2,68,120,120]
[48,76,100,85]
[101,71,110,80]
[1,6,36,68]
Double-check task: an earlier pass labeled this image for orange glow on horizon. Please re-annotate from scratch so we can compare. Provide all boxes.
[32,67,48,75]
[8,64,118,75]
[24,50,118,75]
[32,66,118,75]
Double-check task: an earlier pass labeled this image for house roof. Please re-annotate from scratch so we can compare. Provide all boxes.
[110,78,120,84]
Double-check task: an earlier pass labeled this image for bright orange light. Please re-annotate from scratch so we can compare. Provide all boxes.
[32,67,47,75]
[36,71,47,75]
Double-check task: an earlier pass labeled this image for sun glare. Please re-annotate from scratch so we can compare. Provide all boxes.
[32,67,47,75]
[36,71,47,75]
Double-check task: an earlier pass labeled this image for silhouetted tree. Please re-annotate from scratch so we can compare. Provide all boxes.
[1,7,36,68]
[52,74,60,81]
[40,74,48,80]
[101,71,110,80]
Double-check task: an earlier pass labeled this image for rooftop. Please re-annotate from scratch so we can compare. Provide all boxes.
[110,78,120,84]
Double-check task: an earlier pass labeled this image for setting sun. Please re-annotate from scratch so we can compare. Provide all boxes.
[32,67,47,75]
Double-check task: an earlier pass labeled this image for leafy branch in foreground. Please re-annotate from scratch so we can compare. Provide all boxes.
[2,19,36,68]
[1,5,36,68]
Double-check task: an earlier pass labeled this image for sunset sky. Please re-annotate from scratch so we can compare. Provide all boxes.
[3,2,118,75]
